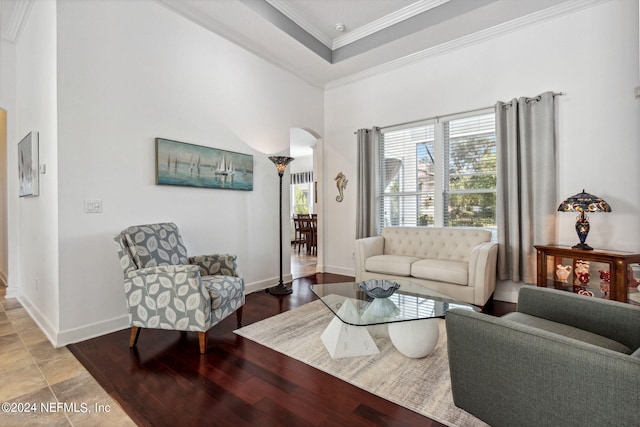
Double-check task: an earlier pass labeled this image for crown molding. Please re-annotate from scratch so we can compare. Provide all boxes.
[1,0,34,42]
[326,0,609,89]
[267,0,451,51]
[332,0,450,49]
[265,0,333,48]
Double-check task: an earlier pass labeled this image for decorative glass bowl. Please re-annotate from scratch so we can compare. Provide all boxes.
[358,279,400,298]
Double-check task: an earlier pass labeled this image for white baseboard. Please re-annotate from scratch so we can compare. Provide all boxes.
[245,274,293,294]
[1,271,18,299]
[17,292,131,348]
[5,285,19,299]
[56,315,130,347]
[322,265,355,278]
[11,274,298,348]
[59,274,300,343]
[17,293,58,347]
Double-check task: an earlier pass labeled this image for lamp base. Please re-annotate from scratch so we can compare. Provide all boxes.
[266,283,293,295]
[572,242,594,251]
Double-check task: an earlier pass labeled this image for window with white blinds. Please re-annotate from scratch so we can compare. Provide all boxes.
[379,109,496,233]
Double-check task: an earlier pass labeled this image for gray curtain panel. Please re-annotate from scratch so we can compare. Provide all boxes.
[356,128,380,239]
[495,92,557,283]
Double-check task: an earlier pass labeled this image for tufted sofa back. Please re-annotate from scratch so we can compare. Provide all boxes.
[381,227,491,262]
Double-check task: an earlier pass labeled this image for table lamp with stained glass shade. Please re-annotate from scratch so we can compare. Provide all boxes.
[557,190,611,250]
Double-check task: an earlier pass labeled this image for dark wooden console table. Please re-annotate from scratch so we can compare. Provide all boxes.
[534,245,640,303]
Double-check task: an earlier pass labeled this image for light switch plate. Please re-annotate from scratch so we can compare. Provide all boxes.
[84,199,103,213]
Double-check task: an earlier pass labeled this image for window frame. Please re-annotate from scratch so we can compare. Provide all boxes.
[291,182,313,216]
[378,108,496,233]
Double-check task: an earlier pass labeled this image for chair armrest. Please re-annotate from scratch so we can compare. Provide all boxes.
[468,241,498,305]
[126,264,201,279]
[446,309,640,427]
[517,286,640,350]
[123,264,212,331]
[189,254,240,277]
[354,236,384,281]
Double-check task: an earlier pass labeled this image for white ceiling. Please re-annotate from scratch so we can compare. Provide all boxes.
[153,0,590,157]
[153,0,587,89]
[1,0,600,156]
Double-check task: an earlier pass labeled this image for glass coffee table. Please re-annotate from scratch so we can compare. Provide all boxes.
[310,280,479,359]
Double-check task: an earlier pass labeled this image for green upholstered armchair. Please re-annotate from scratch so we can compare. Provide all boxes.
[114,222,244,354]
[446,286,640,427]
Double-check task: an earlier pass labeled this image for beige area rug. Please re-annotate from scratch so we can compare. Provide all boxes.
[234,300,487,427]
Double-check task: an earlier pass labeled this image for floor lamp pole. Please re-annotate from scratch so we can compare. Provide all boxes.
[267,156,294,296]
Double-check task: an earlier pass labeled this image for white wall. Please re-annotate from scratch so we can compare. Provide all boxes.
[3,0,637,342]
[14,0,60,337]
[322,0,640,299]
[290,155,313,174]
[0,0,324,346]
[0,109,7,286]
[52,0,323,344]
[0,39,17,295]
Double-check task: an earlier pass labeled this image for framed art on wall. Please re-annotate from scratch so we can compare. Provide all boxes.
[18,131,39,197]
[156,138,253,191]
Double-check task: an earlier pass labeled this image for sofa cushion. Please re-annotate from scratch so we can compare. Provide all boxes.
[411,259,468,286]
[632,347,640,358]
[381,227,491,261]
[503,312,632,354]
[365,255,421,277]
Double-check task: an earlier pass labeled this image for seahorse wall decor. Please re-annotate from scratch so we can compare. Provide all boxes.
[335,172,348,202]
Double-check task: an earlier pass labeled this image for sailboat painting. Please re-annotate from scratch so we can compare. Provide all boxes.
[156,138,253,191]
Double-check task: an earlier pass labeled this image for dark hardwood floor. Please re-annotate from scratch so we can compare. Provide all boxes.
[69,273,515,427]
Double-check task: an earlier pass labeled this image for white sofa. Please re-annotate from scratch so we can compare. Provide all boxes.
[355,227,498,307]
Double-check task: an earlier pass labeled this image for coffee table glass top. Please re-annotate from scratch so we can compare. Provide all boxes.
[310,281,479,326]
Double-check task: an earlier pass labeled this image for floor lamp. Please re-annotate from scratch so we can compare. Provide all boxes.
[267,156,294,295]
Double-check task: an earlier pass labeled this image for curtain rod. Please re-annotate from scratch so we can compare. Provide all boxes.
[380,105,492,131]
[354,92,565,134]
[498,91,565,108]
[353,105,489,134]
[501,91,565,103]
[353,105,492,134]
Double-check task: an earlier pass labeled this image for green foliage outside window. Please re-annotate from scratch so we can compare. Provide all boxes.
[446,135,496,228]
[380,111,496,231]
[294,187,309,215]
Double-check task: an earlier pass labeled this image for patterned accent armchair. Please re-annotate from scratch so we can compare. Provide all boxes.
[114,222,245,353]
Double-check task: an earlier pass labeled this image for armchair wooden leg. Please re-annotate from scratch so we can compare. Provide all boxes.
[129,327,141,348]
[236,306,243,328]
[198,331,208,354]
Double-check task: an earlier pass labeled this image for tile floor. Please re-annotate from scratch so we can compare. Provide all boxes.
[0,284,135,426]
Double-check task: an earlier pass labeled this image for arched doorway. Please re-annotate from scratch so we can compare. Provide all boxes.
[289,128,321,279]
